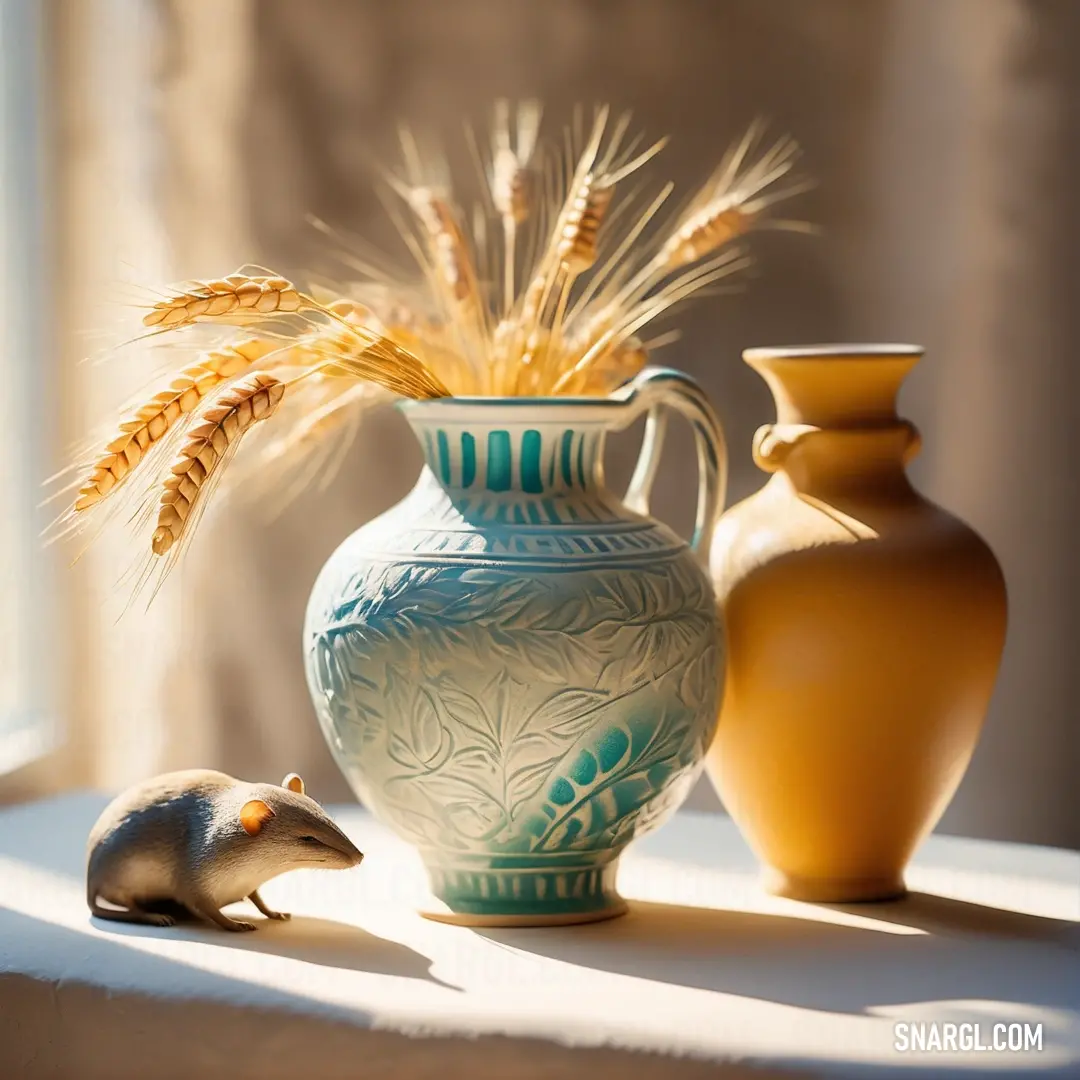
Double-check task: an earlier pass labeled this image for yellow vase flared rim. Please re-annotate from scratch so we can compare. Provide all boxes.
[744,343,924,362]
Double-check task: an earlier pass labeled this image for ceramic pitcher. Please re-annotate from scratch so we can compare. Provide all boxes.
[706,344,1007,903]
[304,367,727,925]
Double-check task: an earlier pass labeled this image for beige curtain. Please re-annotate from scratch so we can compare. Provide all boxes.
[25,0,1078,849]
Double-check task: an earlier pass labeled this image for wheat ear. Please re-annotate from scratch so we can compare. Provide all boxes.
[142,273,307,329]
[654,133,807,271]
[491,99,542,313]
[550,248,750,395]
[408,191,482,307]
[74,338,279,511]
[514,113,667,394]
[152,372,285,555]
[391,127,487,360]
[491,100,541,227]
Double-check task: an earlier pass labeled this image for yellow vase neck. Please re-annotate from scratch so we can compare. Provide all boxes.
[745,345,921,427]
[745,345,924,498]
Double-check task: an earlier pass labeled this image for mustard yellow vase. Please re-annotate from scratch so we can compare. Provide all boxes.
[706,344,1007,903]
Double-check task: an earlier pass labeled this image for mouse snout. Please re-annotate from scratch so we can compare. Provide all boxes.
[329,842,363,870]
[330,827,364,868]
[343,839,364,868]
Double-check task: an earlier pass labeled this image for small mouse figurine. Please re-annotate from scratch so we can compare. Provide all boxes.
[86,769,364,931]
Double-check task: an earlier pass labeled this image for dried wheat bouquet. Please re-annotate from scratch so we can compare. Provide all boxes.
[51,103,809,596]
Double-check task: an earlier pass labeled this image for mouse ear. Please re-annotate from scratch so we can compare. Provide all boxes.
[281,773,305,795]
[240,799,275,836]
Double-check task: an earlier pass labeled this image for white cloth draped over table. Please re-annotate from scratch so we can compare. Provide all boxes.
[25,0,1079,850]
[1,796,1077,1078]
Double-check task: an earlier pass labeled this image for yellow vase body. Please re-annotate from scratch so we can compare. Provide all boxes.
[706,345,1007,902]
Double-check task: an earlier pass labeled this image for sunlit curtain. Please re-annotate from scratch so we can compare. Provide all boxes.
[8,0,254,798]
[0,0,53,777]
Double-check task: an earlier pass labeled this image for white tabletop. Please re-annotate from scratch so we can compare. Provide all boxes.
[0,793,1077,1079]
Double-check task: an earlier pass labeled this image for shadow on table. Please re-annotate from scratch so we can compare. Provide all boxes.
[476,895,1080,1017]
[834,891,1080,949]
[90,909,457,987]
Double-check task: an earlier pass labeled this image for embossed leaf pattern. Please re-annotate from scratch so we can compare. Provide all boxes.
[416,772,506,842]
[384,665,453,771]
[381,778,458,847]
[519,687,612,740]
[506,757,559,810]
[437,680,501,753]
[306,544,720,856]
[680,641,718,712]
[329,555,707,647]
[312,634,382,747]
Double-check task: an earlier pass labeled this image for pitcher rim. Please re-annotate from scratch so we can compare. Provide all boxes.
[397,394,628,422]
[744,343,924,362]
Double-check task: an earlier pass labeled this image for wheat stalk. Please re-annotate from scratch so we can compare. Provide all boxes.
[269,383,372,458]
[556,180,616,275]
[655,133,808,271]
[142,272,309,329]
[64,105,812,604]
[547,130,804,396]
[303,324,451,399]
[514,109,608,335]
[222,370,391,519]
[74,337,279,511]
[513,111,668,393]
[567,336,650,396]
[490,99,542,315]
[151,372,285,555]
[491,100,541,227]
[391,127,491,379]
[551,248,751,395]
[407,191,481,308]
[258,382,374,478]
[148,326,444,557]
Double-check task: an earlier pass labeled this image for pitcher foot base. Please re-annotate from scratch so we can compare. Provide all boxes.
[421,900,628,927]
[764,868,907,903]
[421,859,627,926]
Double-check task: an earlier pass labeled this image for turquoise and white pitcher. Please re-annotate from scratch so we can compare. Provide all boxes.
[304,367,727,925]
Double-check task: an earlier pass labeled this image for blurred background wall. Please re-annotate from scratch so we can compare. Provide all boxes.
[2,0,1076,849]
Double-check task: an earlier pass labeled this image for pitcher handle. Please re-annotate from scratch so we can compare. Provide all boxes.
[611,367,728,564]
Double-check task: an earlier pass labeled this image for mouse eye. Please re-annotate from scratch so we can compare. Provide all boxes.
[299,835,319,844]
